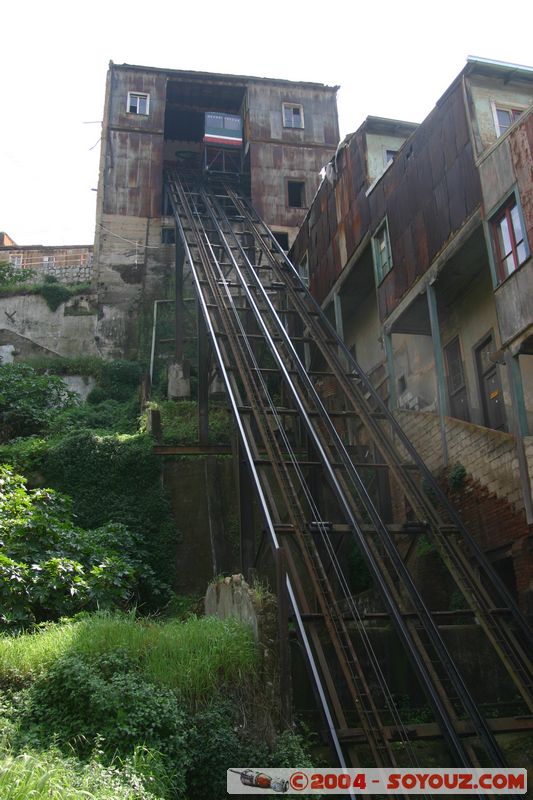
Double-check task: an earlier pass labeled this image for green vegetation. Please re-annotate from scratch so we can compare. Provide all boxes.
[0,271,91,312]
[0,614,310,799]
[0,467,163,629]
[0,614,257,700]
[0,751,163,800]
[144,399,232,445]
[0,363,76,442]
[0,357,311,798]
[447,462,467,491]
[0,360,175,595]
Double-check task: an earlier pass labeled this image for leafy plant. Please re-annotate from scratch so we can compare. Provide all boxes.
[0,261,32,285]
[415,534,435,557]
[43,431,176,589]
[0,364,76,442]
[143,400,232,445]
[0,467,164,629]
[0,750,164,800]
[447,463,467,491]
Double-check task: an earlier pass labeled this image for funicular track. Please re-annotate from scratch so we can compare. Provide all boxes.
[165,168,533,775]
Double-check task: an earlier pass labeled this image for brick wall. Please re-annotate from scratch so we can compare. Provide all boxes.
[442,476,531,612]
[395,409,532,612]
[395,410,523,511]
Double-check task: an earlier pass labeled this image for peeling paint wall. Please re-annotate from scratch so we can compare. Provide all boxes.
[0,294,97,358]
[466,74,533,156]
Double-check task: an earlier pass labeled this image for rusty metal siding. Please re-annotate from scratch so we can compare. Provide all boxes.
[102,68,166,218]
[292,83,483,318]
[509,111,533,249]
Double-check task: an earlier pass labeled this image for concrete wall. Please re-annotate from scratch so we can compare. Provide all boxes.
[94,214,176,359]
[467,74,533,156]
[205,574,260,640]
[163,457,239,595]
[342,289,383,374]
[0,293,97,358]
[438,264,507,426]
[365,132,409,184]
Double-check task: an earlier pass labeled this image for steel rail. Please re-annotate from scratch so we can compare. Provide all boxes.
[206,182,515,768]
[167,174,395,768]
[233,187,533,644]
[194,180,493,768]
[227,187,533,705]
[182,180,398,768]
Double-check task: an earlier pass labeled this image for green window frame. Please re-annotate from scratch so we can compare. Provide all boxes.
[372,219,393,283]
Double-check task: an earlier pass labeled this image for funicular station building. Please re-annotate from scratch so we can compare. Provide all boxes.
[89,58,533,770]
[4,57,532,771]
[92,62,339,359]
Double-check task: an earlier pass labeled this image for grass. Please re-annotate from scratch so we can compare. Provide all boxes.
[0,612,258,703]
[144,400,232,445]
[0,750,162,800]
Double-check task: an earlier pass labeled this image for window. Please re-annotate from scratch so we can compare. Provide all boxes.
[372,220,392,283]
[444,336,469,422]
[43,255,55,267]
[273,231,289,251]
[161,228,176,245]
[298,252,309,287]
[9,254,22,268]
[490,195,528,281]
[282,103,304,129]
[127,92,150,115]
[494,106,523,136]
[385,149,398,165]
[287,181,305,208]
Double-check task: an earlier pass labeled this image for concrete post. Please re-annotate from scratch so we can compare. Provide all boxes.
[505,352,533,525]
[426,282,448,467]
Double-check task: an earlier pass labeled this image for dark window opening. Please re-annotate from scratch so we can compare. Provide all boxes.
[444,336,469,422]
[475,333,506,431]
[397,374,407,395]
[273,232,289,251]
[161,228,176,244]
[491,556,518,601]
[385,149,398,164]
[288,181,305,208]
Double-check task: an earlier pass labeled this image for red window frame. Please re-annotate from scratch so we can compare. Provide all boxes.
[491,197,527,282]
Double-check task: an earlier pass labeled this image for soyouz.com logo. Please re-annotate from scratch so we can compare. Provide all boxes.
[227,767,528,794]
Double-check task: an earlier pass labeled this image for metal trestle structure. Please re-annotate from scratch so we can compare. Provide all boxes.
[165,168,533,774]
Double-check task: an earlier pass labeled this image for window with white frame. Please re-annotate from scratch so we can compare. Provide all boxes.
[298,252,309,287]
[282,103,304,129]
[127,92,150,115]
[493,105,523,136]
[372,220,393,283]
[9,253,22,268]
[42,255,55,267]
[490,194,528,281]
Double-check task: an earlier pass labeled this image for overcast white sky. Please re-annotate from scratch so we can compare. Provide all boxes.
[1,0,532,246]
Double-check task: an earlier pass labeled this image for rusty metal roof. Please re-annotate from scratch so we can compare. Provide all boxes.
[111,62,340,92]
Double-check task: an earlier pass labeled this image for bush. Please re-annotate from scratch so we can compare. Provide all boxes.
[19,651,188,777]
[44,431,176,589]
[0,261,31,285]
[0,467,164,629]
[47,399,139,436]
[0,364,76,442]
[145,400,232,445]
[0,750,164,800]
